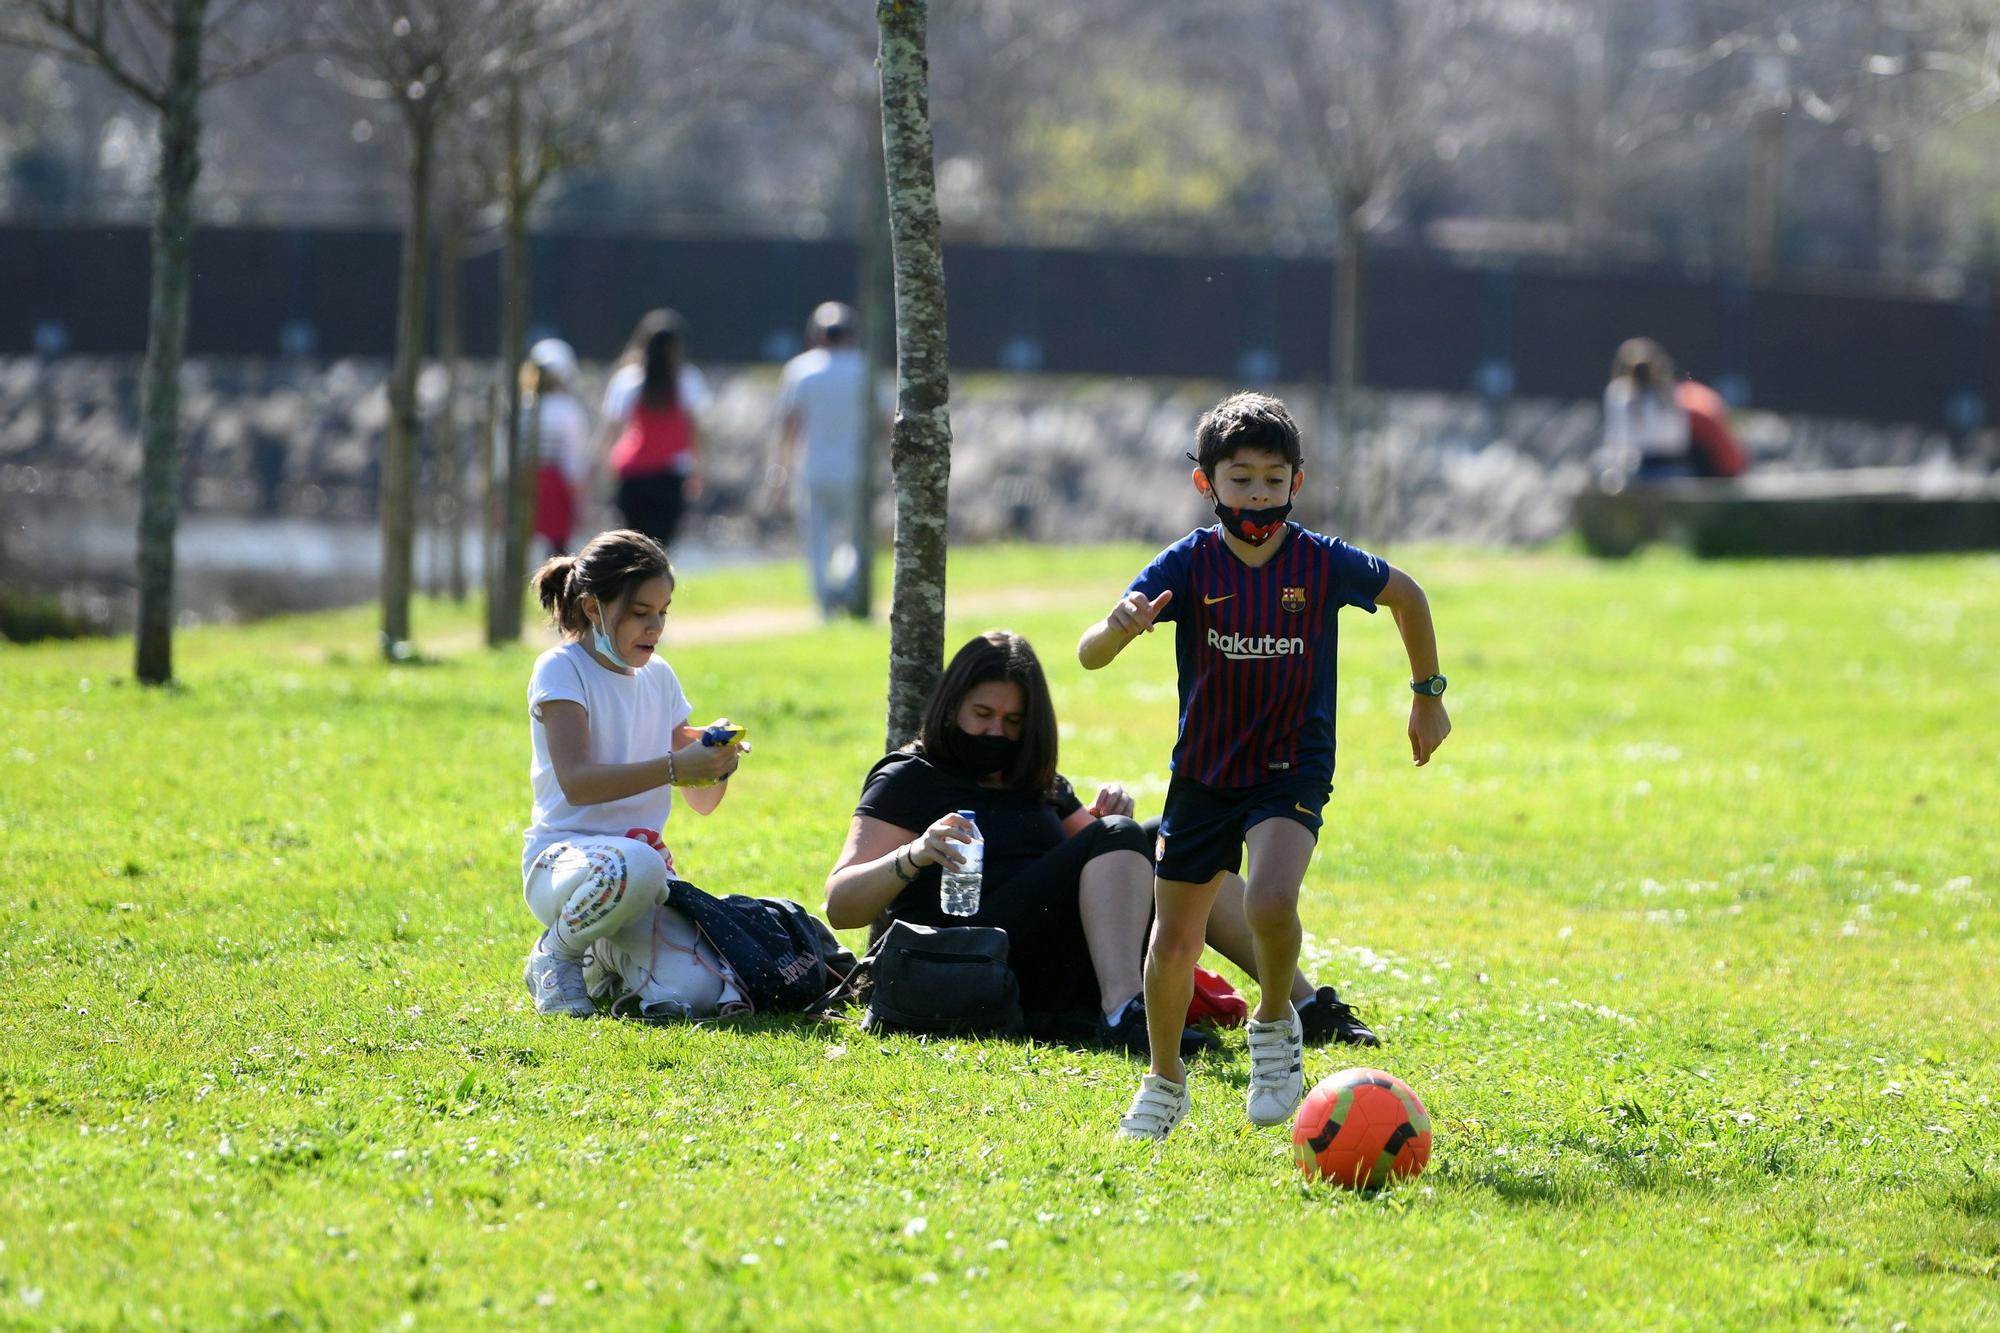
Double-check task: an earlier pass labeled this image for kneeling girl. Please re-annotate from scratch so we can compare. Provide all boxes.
[520,529,746,1017]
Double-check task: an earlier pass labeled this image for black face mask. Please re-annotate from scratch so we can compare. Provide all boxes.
[950,726,1020,776]
[1212,497,1293,546]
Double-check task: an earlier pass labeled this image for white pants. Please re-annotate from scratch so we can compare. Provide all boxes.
[799,479,859,615]
[525,836,670,953]
[524,836,737,1015]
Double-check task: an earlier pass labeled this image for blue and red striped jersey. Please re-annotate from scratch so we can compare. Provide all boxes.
[1128,523,1390,789]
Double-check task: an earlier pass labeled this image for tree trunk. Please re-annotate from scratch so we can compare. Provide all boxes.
[852,97,893,621]
[436,211,466,601]
[1572,9,1610,255]
[1332,202,1365,539]
[480,378,498,617]
[876,0,953,751]
[1746,104,1782,282]
[132,0,208,686]
[490,186,533,645]
[382,111,435,657]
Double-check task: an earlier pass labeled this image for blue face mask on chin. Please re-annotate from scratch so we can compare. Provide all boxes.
[591,616,636,670]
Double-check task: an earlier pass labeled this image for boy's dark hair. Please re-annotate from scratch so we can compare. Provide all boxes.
[917,629,1059,797]
[1194,391,1303,474]
[533,529,674,637]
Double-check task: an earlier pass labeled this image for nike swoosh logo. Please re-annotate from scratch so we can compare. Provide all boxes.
[1294,803,1313,816]
[1203,593,1235,605]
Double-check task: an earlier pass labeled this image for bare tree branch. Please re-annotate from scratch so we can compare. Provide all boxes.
[6,0,311,99]
[8,0,166,103]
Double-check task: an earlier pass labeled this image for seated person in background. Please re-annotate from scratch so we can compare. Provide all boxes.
[1602,337,1693,481]
[1674,378,1749,478]
[824,629,1373,1054]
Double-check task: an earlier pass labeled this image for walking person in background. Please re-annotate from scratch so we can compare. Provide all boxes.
[600,310,710,548]
[771,302,869,618]
[525,338,591,558]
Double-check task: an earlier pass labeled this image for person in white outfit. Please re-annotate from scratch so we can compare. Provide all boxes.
[1601,337,1692,481]
[519,528,750,1019]
[772,302,870,618]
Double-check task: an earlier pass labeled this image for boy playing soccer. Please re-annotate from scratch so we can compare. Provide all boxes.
[1078,391,1451,1140]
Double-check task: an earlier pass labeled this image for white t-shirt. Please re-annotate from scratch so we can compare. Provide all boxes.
[778,346,869,487]
[1602,381,1688,461]
[534,391,592,485]
[601,362,712,427]
[522,641,692,880]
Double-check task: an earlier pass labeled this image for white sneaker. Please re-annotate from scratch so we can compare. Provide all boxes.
[523,932,595,1017]
[1116,1073,1190,1141]
[1244,1007,1305,1126]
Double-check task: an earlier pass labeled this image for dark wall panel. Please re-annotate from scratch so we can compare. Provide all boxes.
[3,224,1991,427]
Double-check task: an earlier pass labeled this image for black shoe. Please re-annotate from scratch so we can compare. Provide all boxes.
[1050,999,1218,1058]
[1296,986,1380,1047]
[1096,1003,1151,1056]
[1129,996,1221,1059]
[1029,1005,1148,1055]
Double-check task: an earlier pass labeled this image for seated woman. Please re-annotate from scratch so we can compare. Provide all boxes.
[824,630,1375,1053]
[1602,336,1692,481]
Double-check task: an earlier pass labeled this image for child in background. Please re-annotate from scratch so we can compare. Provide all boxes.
[526,338,591,557]
[1078,391,1451,1141]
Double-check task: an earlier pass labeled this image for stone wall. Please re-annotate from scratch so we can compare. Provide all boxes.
[3,356,1994,626]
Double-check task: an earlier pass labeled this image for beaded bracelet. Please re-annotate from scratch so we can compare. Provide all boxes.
[665,749,678,787]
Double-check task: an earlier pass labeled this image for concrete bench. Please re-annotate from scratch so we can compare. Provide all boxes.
[1574,467,2000,558]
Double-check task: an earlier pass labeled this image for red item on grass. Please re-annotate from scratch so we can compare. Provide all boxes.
[1186,965,1249,1028]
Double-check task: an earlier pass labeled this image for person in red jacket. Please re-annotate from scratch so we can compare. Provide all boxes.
[1675,378,1750,478]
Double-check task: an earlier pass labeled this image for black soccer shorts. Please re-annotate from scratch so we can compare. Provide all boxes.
[1154,772,1332,884]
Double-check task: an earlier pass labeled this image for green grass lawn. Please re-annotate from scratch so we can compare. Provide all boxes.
[2,543,1997,1328]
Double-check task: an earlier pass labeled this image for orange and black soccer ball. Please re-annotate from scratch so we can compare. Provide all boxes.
[1292,1067,1431,1190]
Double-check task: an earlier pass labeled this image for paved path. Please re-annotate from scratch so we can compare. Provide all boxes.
[410,581,1109,662]
[662,583,1109,646]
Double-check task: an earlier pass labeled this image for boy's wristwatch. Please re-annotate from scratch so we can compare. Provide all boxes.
[1411,673,1448,697]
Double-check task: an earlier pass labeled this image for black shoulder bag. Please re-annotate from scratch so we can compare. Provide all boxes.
[825,919,1024,1037]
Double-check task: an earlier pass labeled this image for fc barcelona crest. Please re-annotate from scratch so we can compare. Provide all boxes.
[1281,585,1308,613]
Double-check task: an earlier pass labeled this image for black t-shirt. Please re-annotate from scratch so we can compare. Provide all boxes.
[853,749,1083,912]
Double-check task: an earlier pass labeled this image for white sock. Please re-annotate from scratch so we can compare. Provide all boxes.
[542,928,586,962]
[1104,996,1139,1027]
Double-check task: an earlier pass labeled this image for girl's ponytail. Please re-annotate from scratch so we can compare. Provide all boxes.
[530,531,672,641]
[533,554,583,635]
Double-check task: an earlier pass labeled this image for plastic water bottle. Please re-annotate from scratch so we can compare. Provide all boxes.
[940,810,983,916]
